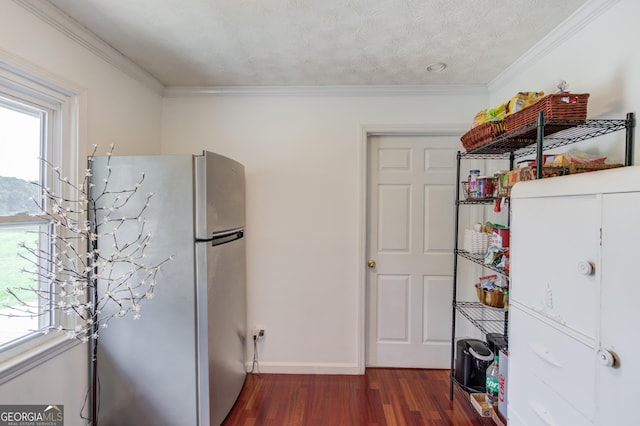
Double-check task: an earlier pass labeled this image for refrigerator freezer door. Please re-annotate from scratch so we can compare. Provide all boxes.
[194,151,245,238]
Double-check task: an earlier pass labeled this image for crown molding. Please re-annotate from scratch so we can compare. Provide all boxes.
[13,0,617,99]
[13,1,489,99]
[489,0,621,92]
[163,84,489,98]
[361,122,469,137]
[13,0,165,95]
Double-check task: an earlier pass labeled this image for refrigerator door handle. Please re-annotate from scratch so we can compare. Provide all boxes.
[196,227,244,246]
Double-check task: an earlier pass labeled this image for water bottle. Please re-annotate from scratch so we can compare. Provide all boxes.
[485,354,499,407]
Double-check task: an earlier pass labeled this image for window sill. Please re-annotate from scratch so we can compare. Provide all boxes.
[0,332,81,385]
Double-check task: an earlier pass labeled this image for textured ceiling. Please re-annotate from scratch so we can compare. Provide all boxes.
[46,0,588,87]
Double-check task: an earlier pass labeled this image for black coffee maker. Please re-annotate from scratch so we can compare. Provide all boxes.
[454,338,494,393]
[486,332,508,355]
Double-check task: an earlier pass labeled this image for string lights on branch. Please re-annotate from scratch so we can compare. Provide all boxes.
[1,144,172,342]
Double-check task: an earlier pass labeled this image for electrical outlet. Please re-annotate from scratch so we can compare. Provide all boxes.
[252,326,265,340]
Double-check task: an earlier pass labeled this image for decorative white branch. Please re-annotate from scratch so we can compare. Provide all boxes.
[1,145,172,343]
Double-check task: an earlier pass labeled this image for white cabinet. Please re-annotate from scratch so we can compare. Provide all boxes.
[449,114,634,401]
[509,165,640,426]
[510,194,600,341]
[597,191,640,425]
[508,306,596,422]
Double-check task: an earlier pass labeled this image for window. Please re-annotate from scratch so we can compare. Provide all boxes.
[0,96,52,345]
[0,58,82,381]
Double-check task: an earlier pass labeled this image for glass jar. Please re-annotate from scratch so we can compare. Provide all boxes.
[469,169,480,198]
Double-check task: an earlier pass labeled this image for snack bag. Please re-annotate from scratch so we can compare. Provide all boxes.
[507,92,544,116]
[486,102,509,121]
[562,148,607,164]
[551,154,569,167]
[471,109,488,128]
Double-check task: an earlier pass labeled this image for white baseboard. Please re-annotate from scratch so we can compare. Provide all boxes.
[245,361,362,375]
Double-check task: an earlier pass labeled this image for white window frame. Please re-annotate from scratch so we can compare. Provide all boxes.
[0,55,85,383]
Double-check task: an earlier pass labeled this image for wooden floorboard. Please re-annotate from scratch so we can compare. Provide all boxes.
[223,368,492,426]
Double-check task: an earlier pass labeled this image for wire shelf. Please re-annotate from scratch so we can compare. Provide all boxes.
[455,301,508,338]
[450,113,633,400]
[457,197,498,205]
[455,249,508,276]
[458,152,511,160]
[461,118,629,158]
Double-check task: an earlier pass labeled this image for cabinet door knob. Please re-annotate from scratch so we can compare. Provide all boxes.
[597,349,617,367]
[367,260,376,268]
[577,260,594,275]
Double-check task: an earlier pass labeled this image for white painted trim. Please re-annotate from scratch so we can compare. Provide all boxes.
[362,123,472,137]
[163,84,488,98]
[13,0,616,98]
[356,123,468,373]
[246,361,361,375]
[0,50,87,382]
[0,335,79,385]
[0,47,83,97]
[13,0,164,95]
[0,46,89,214]
[489,0,621,92]
[12,0,490,98]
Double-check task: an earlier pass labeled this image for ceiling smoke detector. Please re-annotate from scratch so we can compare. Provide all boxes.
[426,62,447,73]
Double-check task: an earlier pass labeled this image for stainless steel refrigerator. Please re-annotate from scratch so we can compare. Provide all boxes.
[91,151,247,426]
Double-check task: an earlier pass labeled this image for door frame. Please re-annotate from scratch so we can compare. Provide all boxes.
[356,124,468,373]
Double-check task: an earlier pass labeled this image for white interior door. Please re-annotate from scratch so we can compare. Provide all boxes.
[366,134,457,368]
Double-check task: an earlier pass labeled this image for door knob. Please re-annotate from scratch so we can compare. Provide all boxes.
[577,260,594,275]
[367,260,376,268]
[597,349,617,368]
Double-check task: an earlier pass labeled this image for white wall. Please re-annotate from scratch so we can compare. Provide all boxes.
[0,2,163,425]
[489,0,639,165]
[160,0,640,375]
[0,2,163,156]
[2,0,635,420]
[161,90,486,373]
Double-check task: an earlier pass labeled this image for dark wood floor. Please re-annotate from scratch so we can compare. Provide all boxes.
[223,369,491,426]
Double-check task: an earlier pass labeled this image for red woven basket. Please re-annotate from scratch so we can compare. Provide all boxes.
[505,93,590,131]
[460,120,507,152]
